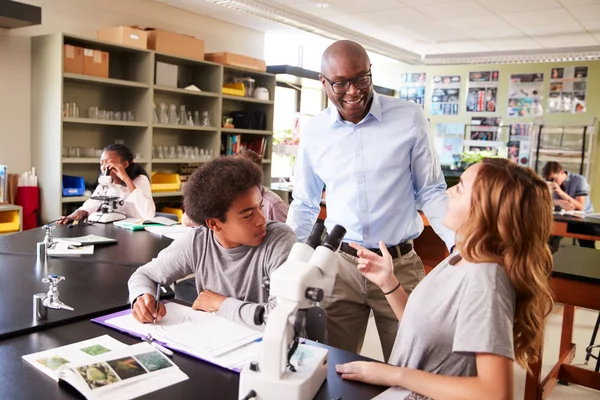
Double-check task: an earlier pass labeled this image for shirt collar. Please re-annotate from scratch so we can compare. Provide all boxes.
[327,91,382,127]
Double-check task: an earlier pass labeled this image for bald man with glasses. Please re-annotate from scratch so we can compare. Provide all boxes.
[287,40,454,361]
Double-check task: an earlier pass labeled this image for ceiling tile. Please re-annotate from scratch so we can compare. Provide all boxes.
[439,41,491,53]
[499,8,578,27]
[580,19,600,30]
[326,15,380,31]
[412,42,448,54]
[535,33,599,47]
[398,21,472,42]
[369,28,416,48]
[326,0,404,13]
[363,7,433,24]
[446,16,523,39]
[567,5,600,20]
[481,37,543,51]
[409,1,493,19]
[476,0,562,14]
[399,0,469,5]
[519,21,586,36]
[288,1,352,17]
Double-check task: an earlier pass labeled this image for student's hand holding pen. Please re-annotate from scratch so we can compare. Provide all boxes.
[132,292,167,323]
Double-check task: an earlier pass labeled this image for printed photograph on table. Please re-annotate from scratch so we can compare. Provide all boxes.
[507,73,543,117]
[76,362,120,390]
[399,72,426,108]
[547,66,588,114]
[466,71,499,112]
[430,75,461,116]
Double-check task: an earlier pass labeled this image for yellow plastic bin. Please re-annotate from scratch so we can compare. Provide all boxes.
[151,173,181,192]
[0,210,20,233]
[161,207,183,222]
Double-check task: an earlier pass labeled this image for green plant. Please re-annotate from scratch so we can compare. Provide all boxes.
[461,150,498,165]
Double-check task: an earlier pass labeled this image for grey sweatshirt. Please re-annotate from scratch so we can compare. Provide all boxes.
[128,221,296,328]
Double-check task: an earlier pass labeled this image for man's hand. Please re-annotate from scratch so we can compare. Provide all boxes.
[57,210,88,224]
[192,290,227,313]
[132,293,167,323]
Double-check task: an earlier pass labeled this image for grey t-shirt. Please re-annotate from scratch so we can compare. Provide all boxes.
[389,254,515,377]
[555,171,594,213]
[128,221,296,329]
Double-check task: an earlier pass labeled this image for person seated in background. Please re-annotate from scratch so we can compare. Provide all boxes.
[542,161,593,213]
[128,157,296,328]
[336,158,553,400]
[542,161,595,250]
[236,149,289,222]
[58,144,155,223]
[180,149,289,226]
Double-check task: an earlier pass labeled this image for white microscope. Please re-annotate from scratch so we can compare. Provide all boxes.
[239,222,346,400]
[87,168,126,224]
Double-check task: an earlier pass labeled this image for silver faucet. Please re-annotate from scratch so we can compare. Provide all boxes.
[37,224,56,261]
[33,274,74,321]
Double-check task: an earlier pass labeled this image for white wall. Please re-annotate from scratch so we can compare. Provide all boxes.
[0,0,265,175]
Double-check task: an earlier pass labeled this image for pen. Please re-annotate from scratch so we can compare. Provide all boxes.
[149,340,174,357]
[154,284,161,324]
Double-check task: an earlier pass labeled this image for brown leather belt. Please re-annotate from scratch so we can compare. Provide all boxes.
[340,241,413,259]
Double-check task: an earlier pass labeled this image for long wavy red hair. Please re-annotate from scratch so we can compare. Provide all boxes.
[456,158,554,370]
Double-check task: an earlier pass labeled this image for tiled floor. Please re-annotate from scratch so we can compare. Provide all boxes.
[360,305,600,399]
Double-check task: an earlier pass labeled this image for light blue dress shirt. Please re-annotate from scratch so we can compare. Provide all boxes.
[287,92,455,249]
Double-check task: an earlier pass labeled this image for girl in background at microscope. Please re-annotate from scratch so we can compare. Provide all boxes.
[336,158,554,400]
[58,144,155,223]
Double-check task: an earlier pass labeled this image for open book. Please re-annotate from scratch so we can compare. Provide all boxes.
[23,336,188,399]
[93,302,262,372]
[113,217,179,231]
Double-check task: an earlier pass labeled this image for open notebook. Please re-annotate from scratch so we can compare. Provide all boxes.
[92,302,262,372]
[113,217,179,231]
[23,336,188,400]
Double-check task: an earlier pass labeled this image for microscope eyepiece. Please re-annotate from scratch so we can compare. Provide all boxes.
[306,220,327,249]
[322,225,346,251]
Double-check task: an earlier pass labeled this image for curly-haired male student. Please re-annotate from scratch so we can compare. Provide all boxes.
[128,157,296,328]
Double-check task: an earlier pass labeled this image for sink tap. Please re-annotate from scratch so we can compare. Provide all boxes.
[33,275,74,321]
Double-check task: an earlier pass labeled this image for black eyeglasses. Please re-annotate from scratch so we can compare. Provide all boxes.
[321,71,372,94]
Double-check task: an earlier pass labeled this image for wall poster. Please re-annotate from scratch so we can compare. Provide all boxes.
[507,73,544,118]
[466,70,499,112]
[547,66,588,114]
[430,75,461,116]
[399,73,426,108]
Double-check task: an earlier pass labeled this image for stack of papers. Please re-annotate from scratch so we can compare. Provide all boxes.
[55,235,117,246]
[47,242,94,256]
[144,225,192,240]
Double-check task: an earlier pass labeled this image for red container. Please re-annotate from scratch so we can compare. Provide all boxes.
[15,186,40,230]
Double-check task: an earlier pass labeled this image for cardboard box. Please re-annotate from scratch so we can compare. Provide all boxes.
[205,52,266,72]
[98,26,148,49]
[155,62,178,87]
[146,29,204,61]
[63,45,83,74]
[83,49,109,78]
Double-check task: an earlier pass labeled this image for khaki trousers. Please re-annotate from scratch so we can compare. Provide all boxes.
[322,247,425,362]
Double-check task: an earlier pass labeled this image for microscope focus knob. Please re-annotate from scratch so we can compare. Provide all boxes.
[253,305,265,326]
[305,287,324,303]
